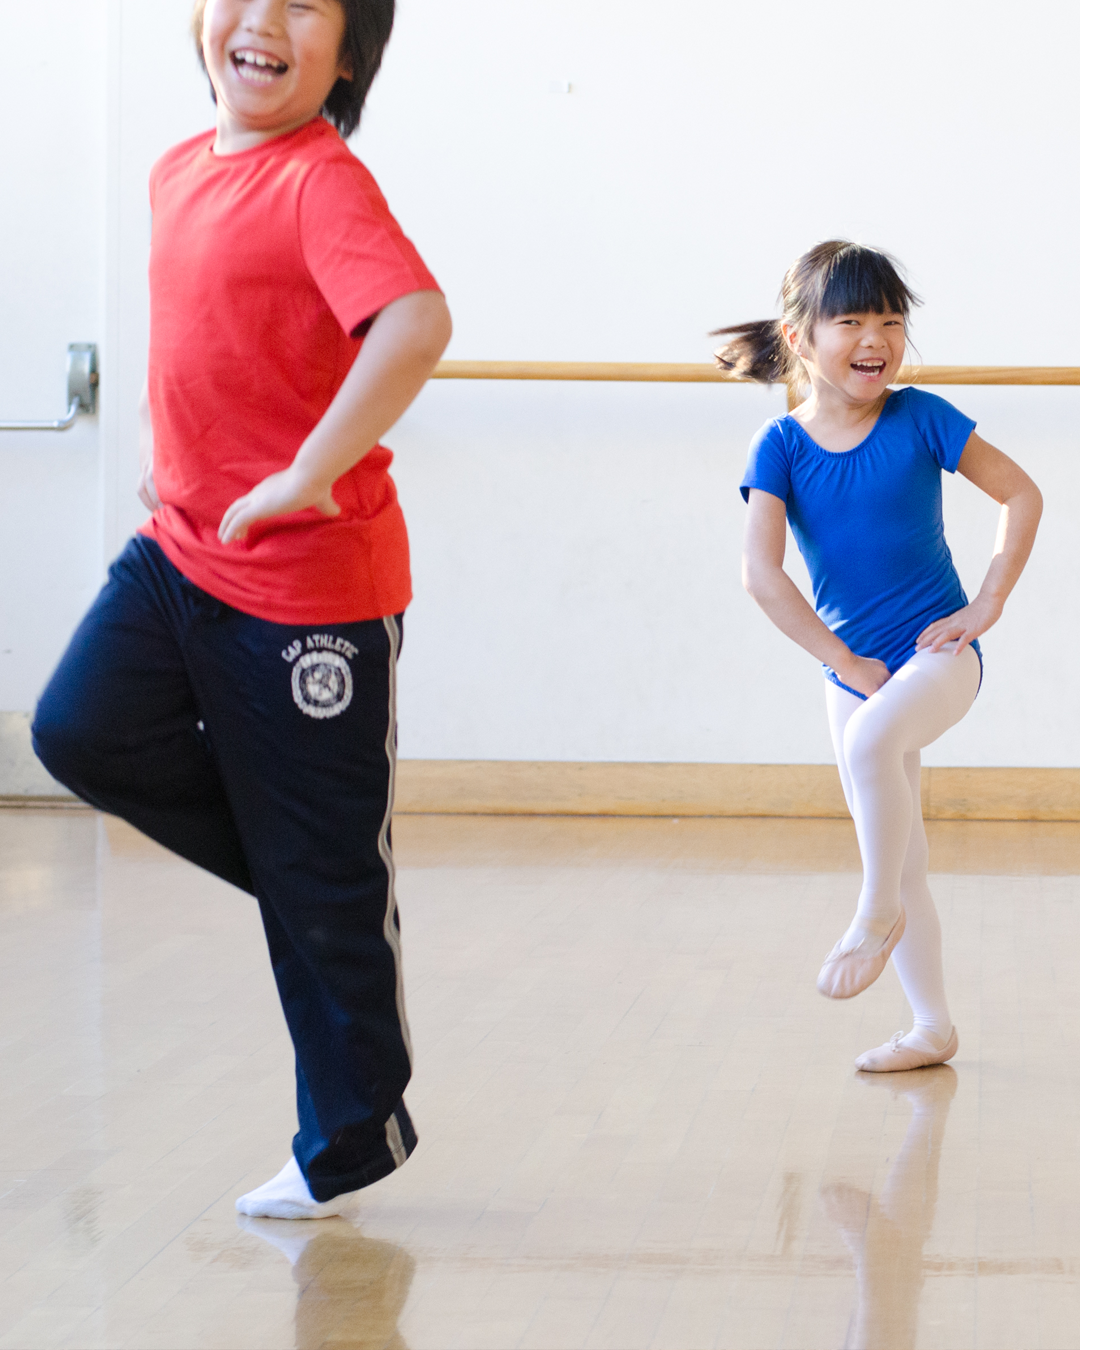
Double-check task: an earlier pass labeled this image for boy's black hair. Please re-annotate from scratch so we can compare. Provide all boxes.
[712,241,921,386]
[190,0,395,139]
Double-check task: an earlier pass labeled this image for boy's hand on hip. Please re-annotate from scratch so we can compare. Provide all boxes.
[138,456,163,513]
[218,466,340,544]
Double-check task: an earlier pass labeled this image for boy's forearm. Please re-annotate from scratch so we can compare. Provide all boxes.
[216,291,451,544]
[290,290,451,493]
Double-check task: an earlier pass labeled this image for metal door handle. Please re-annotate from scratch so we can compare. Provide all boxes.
[0,344,98,431]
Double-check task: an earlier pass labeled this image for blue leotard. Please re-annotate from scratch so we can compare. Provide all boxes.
[740,387,981,697]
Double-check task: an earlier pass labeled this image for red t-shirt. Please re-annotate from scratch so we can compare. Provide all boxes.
[140,118,440,624]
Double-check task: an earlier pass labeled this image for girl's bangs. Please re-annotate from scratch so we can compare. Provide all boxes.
[818,249,914,319]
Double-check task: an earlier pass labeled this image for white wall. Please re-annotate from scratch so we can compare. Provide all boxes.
[4,0,1078,772]
[355,0,1078,365]
[357,0,1080,767]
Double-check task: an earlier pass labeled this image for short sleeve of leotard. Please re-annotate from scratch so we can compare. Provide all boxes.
[901,388,977,473]
[739,419,792,503]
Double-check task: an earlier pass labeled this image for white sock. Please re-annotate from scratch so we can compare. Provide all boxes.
[235,1157,355,1220]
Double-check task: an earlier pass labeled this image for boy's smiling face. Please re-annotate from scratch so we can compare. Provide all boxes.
[202,0,351,154]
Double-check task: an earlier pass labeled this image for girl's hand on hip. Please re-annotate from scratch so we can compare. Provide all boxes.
[916,596,1003,654]
[835,653,892,698]
[218,466,340,544]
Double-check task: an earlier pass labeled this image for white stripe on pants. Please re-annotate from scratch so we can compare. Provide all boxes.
[824,645,981,1036]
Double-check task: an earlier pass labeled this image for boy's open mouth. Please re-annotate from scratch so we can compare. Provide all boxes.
[851,360,886,377]
[231,49,290,84]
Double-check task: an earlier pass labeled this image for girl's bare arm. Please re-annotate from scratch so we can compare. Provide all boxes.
[218,290,452,544]
[916,433,1043,653]
[743,489,890,697]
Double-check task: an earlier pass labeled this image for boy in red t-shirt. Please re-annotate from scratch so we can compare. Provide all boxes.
[32,0,452,1218]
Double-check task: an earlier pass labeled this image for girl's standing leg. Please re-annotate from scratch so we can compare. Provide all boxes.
[822,646,980,1059]
[891,756,952,1045]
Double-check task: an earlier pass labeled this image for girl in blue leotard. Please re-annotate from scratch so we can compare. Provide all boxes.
[716,240,1043,1072]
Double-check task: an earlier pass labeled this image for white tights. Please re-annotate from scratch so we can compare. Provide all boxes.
[825,645,981,1043]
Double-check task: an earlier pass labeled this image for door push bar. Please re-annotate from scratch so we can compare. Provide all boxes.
[0,344,98,431]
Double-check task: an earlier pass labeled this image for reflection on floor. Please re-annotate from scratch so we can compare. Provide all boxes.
[0,810,1077,1349]
[822,1065,957,1350]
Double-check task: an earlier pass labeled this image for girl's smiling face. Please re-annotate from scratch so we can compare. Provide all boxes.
[202,0,351,153]
[786,311,907,405]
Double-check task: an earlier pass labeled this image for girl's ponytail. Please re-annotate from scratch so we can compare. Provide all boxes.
[711,320,790,384]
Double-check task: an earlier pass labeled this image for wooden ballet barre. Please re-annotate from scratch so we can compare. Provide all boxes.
[891,366,1079,387]
[434,361,726,383]
[432,360,1080,386]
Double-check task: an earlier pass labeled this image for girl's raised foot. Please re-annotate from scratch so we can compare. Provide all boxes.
[855,1025,958,1073]
[235,1157,356,1220]
[816,909,906,999]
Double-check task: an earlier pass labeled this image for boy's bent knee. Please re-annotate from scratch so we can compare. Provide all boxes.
[30,703,90,794]
[31,721,121,806]
[32,690,144,803]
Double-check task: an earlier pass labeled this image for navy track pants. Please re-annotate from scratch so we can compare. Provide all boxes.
[32,535,416,1201]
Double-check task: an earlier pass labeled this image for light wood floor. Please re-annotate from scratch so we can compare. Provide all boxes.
[0,811,1077,1349]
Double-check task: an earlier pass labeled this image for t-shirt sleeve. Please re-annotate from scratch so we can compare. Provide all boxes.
[297,154,441,339]
[903,388,977,473]
[740,420,792,503]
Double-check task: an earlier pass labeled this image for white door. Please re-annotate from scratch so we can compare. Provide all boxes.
[0,2,212,795]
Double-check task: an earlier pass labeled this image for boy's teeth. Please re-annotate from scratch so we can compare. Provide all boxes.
[234,50,286,70]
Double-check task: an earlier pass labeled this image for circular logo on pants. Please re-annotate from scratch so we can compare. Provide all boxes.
[291,651,353,719]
